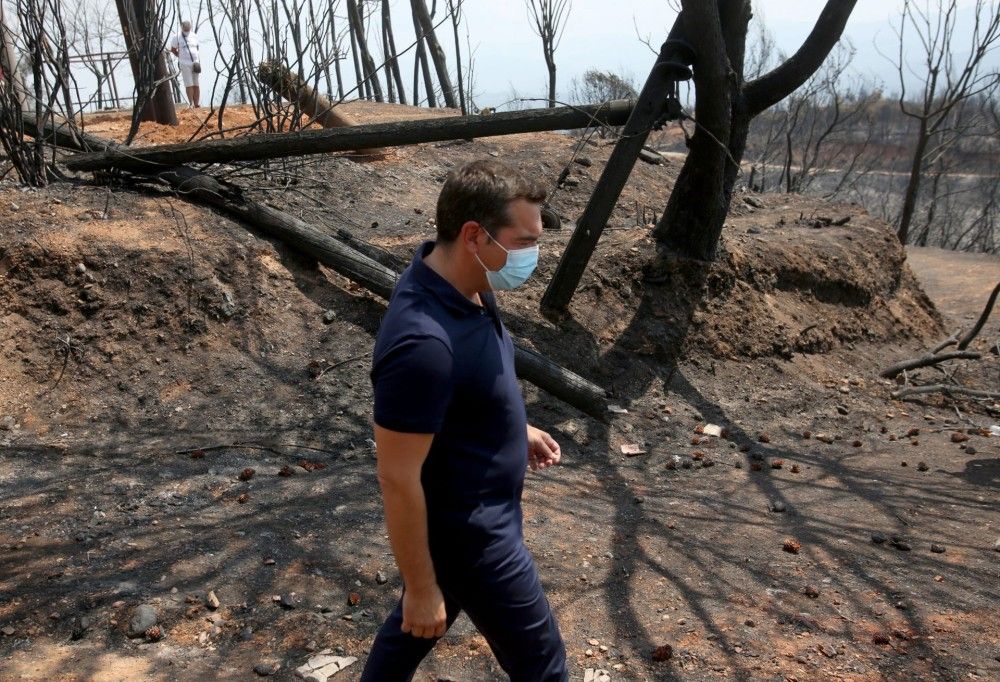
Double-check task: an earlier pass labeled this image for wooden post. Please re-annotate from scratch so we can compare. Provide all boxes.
[540,39,681,312]
[65,99,635,172]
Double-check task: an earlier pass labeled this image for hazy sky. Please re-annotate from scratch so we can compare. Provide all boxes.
[78,0,999,111]
[450,0,999,107]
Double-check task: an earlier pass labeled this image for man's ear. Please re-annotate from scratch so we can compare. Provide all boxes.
[459,220,484,252]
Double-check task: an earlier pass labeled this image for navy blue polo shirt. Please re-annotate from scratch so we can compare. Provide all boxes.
[371,242,529,567]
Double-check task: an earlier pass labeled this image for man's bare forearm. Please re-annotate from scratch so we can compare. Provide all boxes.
[379,477,437,593]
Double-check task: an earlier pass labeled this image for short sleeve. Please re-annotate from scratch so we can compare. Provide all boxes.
[372,335,453,433]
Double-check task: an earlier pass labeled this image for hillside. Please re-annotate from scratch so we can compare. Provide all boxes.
[0,102,997,681]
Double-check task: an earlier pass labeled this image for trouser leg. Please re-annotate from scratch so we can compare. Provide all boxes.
[455,550,568,682]
[359,590,462,682]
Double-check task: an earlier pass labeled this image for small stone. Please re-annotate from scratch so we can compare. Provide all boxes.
[238,468,255,481]
[75,263,87,274]
[2,626,15,636]
[588,638,600,646]
[930,544,945,554]
[950,432,969,443]
[562,176,580,188]
[993,538,1000,552]
[253,661,280,676]
[128,604,158,638]
[744,619,756,627]
[144,625,163,642]
[917,461,929,472]
[872,632,891,645]
[871,532,887,545]
[573,156,593,167]
[964,446,977,455]
[263,558,276,565]
[782,538,801,554]
[702,424,723,437]
[278,594,296,609]
[758,433,771,443]
[836,405,849,415]
[804,585,820,598]
[375,571,388,585]
[769,499,787,513]
[652,644,673,662]
[322,310,337,324]
[206,591,220,610]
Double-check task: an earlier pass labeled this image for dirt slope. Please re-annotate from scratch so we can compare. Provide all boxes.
[0,104,997,681]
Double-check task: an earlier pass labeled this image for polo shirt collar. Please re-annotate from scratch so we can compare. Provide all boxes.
[411,241,501,321]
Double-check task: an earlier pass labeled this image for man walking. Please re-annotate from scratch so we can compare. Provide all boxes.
[169,20,200,108]
[363,160,568,681]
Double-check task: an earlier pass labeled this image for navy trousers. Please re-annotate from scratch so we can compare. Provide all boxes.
[360,545,567,681]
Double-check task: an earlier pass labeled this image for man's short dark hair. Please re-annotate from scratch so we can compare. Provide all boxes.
[435,160,547,242]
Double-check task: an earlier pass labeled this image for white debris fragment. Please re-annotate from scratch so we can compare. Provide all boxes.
[295,650,357,682]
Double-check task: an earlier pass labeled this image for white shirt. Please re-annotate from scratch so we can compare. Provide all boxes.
[170,31,199,65]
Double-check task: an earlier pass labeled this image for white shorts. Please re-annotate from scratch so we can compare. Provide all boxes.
[179,63,200,88]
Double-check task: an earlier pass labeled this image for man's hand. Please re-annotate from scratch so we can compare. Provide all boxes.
[402,583,447,639]
[527,424,561,471]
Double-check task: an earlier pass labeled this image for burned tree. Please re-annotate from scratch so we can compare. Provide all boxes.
[114,0,177,132]
[526,0,571,108]
[346,0,384,102]
[652,0,858,262]
[410,0,457,109]
[890,0,1000,245]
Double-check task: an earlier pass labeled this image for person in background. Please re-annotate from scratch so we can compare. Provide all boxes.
[169,20,200,108]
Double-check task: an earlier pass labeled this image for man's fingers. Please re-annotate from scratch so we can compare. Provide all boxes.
[434,622,447,638]
[401,619,412,634]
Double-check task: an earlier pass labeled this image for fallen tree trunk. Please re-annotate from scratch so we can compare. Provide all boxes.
[64,99,636,173]
[256,60,383,157]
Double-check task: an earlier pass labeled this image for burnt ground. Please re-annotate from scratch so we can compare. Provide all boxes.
[0,102,998,681]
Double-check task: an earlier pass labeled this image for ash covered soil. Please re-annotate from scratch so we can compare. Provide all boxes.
[0,102,998,681]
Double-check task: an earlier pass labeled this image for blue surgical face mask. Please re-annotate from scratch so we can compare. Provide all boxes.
[476,233,539,290]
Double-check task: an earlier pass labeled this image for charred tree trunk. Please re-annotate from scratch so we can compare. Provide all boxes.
[66,100,635,172]
[114,0,176,126]
[346,0,384,103]
[257,60,382,155]
[541,39,681,311]
[346,3,367,100]
[411,2,437,107]
[897,117,929,244]
[447,0,466,114]
[410,0,457,109]
[652,2,734,261]
[652,0,856,261]
[382,0,407,105]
